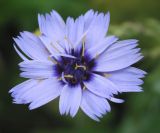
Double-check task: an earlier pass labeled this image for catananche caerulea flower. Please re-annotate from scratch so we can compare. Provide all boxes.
[9,10,146,121]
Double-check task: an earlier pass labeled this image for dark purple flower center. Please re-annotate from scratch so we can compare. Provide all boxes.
[55,48,95,86]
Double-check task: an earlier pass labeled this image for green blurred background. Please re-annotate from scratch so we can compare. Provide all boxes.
[0,0,160,133]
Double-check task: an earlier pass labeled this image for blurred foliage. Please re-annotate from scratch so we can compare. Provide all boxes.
[0,0,160,133]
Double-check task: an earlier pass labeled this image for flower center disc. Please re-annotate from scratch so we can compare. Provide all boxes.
[63,57,88,85]
[55,50,95,86]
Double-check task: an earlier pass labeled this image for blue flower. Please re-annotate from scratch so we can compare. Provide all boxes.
[9,10,146,121]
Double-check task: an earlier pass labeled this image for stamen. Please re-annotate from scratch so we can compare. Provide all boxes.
[48,56,58,64]
[103,73,111,78]
[56,41,64,50]
[95,53,99,59]
[82,85,86,90]
[64,75,74,78]
[50,43,61,53]
[82,36,86,56]
[75,64,86,70]
[64,36,74,49]
[54,45,95,85]
[61,72,68,84]
[59,73,74,82]
[74,31,87,47]
[34,29,41,36]
[58,77,62,81]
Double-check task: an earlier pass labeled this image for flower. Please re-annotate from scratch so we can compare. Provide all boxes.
[9,9,146,121]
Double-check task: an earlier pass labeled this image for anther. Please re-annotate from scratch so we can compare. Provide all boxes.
[48,56,58,64]
[103,73,111,78]
[61,72,68,84]
[58,77,62,80]
[64,74,74,78]
[75,64,86,70]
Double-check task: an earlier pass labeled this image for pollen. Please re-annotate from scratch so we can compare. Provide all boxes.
[75,64,87,70]
[64,74,74,78]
